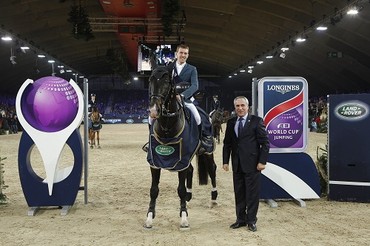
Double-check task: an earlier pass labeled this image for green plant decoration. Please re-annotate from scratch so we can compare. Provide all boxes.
[67,3,94,41]
[105,48,130,82]
[161,0,180,37]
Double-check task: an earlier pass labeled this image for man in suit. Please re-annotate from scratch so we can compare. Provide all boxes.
[222,96,270,232]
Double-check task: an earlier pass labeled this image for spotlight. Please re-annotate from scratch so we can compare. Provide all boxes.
[279,52,286,59]
[247,69,253,74]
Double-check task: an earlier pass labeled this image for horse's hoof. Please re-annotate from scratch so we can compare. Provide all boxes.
[90,145,93,149]
[144,211,154,229]
[143,224,153,230]
[180,224,190,231]
[179,211,190,230]
[98,145,101,149]
[209,200,218,208]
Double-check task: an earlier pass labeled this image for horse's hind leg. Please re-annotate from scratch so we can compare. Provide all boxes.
[97,131,100,148]
[207,155,218,207]
[178,169,190,230]
[89,132,94,148]
[144,167,160,229]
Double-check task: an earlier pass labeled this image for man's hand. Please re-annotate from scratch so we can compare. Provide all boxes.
[223,164,229,171]
[257,163,266,171]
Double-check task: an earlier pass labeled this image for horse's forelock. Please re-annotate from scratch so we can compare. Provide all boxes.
[151,67,169,80]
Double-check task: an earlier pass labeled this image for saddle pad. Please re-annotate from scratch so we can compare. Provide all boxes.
[147,119,200,171]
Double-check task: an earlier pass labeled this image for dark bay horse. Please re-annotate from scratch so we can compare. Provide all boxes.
[144,65,217,230]
[211,109,224,144]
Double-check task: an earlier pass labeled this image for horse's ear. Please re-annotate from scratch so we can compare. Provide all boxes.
[149,51,158,70]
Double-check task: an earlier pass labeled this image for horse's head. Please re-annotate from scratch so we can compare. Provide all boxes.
[148,66,173,119]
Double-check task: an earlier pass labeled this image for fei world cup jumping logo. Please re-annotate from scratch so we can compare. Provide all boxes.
[15,76,84,212]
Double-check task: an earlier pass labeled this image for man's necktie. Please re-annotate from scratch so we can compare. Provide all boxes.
[238,117,243,137]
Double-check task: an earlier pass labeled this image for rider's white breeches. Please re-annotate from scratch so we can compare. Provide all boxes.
[148,102,201,125]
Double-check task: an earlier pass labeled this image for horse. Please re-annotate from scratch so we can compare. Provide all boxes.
[210,108,224,144]
[89,106,102,148]
[144,64,217,230]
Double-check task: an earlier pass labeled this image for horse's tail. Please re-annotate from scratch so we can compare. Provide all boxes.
[197,153,216,185]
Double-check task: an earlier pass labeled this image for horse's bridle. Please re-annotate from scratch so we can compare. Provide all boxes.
[149,70,182,118]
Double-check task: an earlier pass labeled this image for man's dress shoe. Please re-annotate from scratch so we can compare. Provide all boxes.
[248,223,257,232]
[230,222,246,229]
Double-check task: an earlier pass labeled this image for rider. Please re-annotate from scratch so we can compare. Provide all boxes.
[147,43,213,154]
[209,94,220,119]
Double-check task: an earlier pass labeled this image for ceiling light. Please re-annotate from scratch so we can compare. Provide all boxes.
[66,69,72,73]
[239,69,246,73]
[266,55,273,59]
[256,61,263,64]
[247,69,253,74]
[281,47,289,52]
[228,75,232,78]
[248,65,254,69]
[20,46,30,50]
[1,36,12,41]
[38,54,45,58]
[296,37,306,42]
[48,60,55,63]
[234,73,237,76]
[347,8,358,15]
[316,26,327,31]
[279,52,286,59]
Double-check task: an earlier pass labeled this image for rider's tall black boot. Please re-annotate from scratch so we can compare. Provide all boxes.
[198,124,214,155]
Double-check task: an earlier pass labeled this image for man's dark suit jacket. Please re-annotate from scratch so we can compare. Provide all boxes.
[223,114,270,173]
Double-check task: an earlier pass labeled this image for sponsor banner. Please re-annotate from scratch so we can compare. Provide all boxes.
[258,77,308,153]
[103,117,148,124]
[328,94,370,202]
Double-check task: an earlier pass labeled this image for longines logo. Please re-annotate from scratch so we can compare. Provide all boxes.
[335,101,369,121]
[267,84,300,94]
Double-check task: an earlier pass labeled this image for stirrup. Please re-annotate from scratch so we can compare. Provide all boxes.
[142,142,149,153]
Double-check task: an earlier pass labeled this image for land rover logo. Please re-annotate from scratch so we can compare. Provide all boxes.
[126,119,134,124]
[335,101,368,121]
[155,145,175,155]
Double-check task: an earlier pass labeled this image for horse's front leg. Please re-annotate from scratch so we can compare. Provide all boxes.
[144,167,160,229]
[208,159,218,208]
[178,169,190,230]
[185,164,193,202]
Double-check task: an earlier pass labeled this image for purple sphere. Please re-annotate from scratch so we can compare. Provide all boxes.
[21,76,79,132]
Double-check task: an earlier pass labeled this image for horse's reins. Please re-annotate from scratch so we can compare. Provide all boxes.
[149,72,183,118]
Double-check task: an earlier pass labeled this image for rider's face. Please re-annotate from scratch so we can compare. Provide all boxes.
[176,47,189,64]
